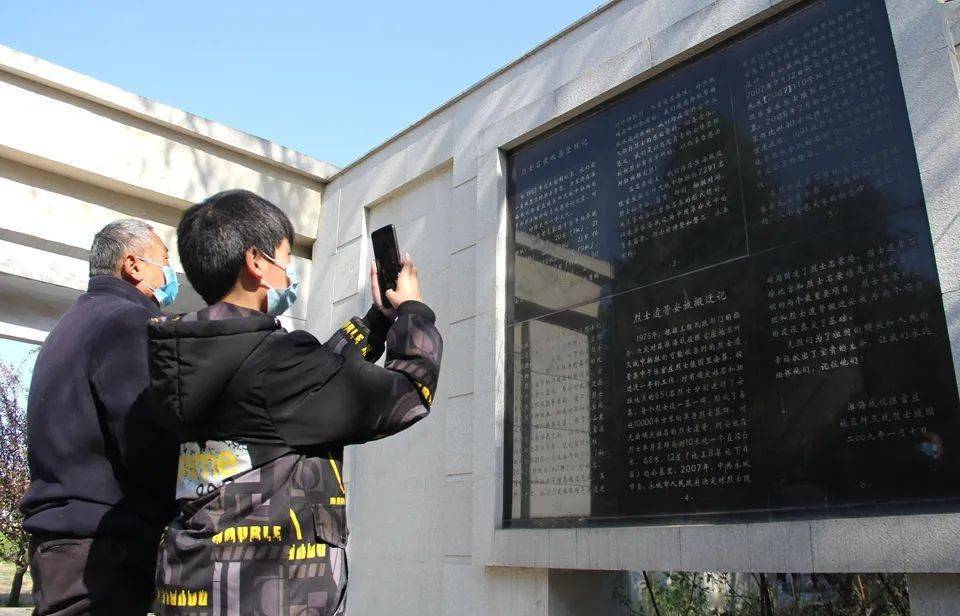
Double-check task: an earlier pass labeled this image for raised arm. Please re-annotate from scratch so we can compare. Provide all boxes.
[262,257,443,447]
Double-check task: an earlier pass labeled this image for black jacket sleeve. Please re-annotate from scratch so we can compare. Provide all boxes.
[261,301,443,448]
[326,304,392,363]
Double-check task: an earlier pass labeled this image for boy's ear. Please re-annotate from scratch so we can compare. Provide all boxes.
[244,247,266,282]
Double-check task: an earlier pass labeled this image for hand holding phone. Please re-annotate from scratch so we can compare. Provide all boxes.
[372,225,402,308]
[371,225,422,316]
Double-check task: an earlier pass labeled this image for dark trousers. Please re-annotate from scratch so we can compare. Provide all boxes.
[29,535,157,615]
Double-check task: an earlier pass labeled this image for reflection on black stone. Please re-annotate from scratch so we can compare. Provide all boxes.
[511,303,610,519]
[504,0,960,524]
[612,67,747,292]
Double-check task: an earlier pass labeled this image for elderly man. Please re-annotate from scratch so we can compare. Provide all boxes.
[21,219,181,615]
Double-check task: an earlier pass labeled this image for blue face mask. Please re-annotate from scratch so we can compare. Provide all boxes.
[263,253,300,316]
[137,256,180,308]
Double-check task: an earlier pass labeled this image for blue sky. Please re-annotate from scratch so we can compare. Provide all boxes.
[0,338,37,374]
[0,0,601,167]
[0,338,38,406]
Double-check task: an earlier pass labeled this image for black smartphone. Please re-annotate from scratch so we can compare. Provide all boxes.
[372,224,403,308]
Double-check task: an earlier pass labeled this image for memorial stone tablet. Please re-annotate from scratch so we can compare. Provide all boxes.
[505,0,960,525]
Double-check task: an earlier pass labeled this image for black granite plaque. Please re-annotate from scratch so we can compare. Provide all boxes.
[505,0,960,525]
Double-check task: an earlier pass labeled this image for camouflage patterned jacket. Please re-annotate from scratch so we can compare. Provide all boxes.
[147,300,442,615]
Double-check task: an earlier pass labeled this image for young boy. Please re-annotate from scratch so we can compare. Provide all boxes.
[148,189,442,614]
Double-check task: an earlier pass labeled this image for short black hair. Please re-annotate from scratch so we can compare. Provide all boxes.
[177,189,294,304]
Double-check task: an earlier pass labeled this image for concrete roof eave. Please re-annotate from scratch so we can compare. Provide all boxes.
[0,44,340,184]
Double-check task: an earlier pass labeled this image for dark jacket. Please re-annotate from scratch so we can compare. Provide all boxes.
[148,300,442,614]
[20,276,179,539]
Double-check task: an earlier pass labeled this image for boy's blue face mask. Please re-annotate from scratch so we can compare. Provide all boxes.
[263,253,300,316]
[136,256,180,308]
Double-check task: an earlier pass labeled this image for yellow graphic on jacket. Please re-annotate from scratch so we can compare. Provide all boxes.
[413,380,433,405]
[289,508,303,541]
[176,440,253,500]
[288,542,328,560]
[156,587,209,607]
[328,454,345,494]
[286,508,329,560]
[212,525,282,545]
[341,321,372,357]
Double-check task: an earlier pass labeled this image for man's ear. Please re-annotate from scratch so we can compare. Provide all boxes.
[119,253,143,283]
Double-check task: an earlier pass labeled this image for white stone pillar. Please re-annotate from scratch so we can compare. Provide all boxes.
[547,570,634,616]
[908,574,960,615]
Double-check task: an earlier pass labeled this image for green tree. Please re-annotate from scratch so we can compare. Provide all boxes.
[617,571,911,615]
[0,358,32,606]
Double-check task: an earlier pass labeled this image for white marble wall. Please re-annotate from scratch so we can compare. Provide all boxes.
[908,573,960,616]
[308,0,960,613]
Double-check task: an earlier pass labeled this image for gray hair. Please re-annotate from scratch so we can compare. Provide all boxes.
[89,219,155,277]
